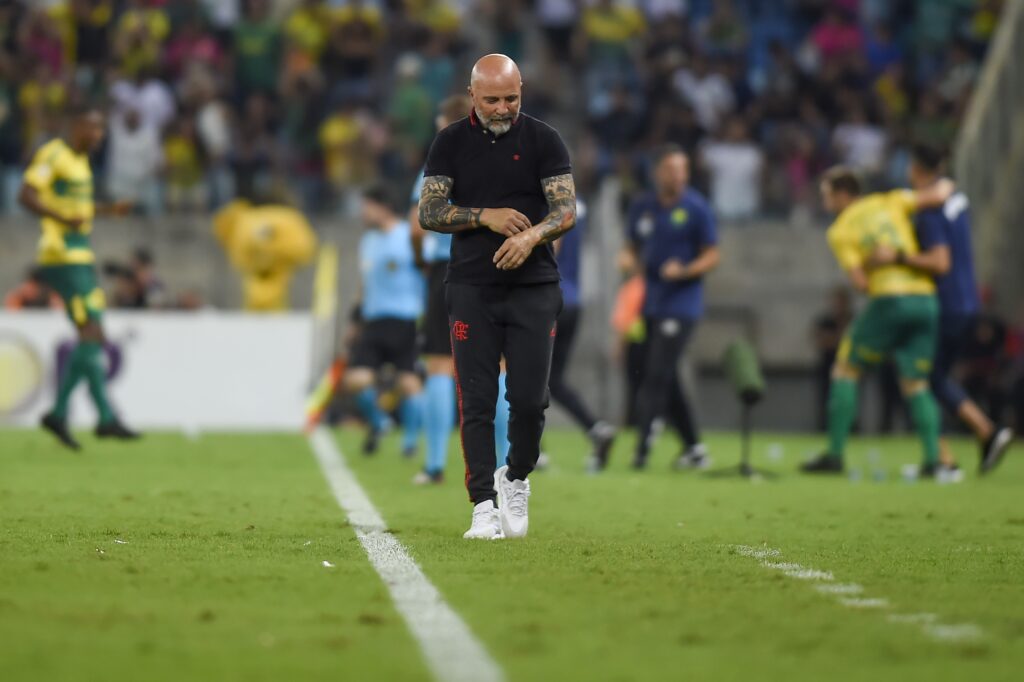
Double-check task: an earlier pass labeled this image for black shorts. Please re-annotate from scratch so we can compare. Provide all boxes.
[350,318,418,373]
[422,262,452,356]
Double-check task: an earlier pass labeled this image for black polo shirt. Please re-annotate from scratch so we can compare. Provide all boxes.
[423,110,572,285]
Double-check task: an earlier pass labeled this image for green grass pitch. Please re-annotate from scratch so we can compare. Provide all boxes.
[1,427,1023,681]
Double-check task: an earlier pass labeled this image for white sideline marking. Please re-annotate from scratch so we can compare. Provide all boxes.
[840,598,889,609]
[732,546,984,644]
[816,584,864,595]
[309,428,504,682]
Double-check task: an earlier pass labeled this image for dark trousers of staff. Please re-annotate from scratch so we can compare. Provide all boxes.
[447,282,563,504]
[633,317,702,465]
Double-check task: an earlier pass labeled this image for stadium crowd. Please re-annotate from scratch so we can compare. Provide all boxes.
[0,0,1003,220]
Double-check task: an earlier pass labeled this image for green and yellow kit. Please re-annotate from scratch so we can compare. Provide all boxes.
[827,190,938,380]
[23,138,105,325]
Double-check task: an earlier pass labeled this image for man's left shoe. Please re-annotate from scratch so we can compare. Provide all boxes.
[800,453,843,474]
[673,443,711,470]
[919,462,964,484]
[412,469,444,485]
[494,465,530,538]
[587,422,616,471]
[980,427,1013,475]
[534,452,551,470]
[95,419,141,440]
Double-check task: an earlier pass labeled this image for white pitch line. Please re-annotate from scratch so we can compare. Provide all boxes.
[309,427,505,682]
[732,546,984,644]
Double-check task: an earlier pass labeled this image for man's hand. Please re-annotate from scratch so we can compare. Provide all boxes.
[867,244,899,269]
[493,230,540,270]
[660,258,691,281]
[481,207,531,237]
[60,215,86,232]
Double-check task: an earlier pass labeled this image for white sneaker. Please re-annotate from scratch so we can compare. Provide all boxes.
[463,500,503,540]
[494,465,530,538]
[674,444,711,470]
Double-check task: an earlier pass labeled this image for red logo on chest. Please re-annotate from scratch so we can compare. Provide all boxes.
[513,154,520,161]
[453,321,470,341]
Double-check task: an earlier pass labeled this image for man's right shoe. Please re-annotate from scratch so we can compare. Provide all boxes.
[95,419,141,440]
[587,422,616,472]
[40,413,80,451]
[980,427,1013,475]
[674,443,712,470]
[362,427,381,456]
[800,453,844,474]
[463,500,504,540]
[412,469,444,485]
[494,465,530,538]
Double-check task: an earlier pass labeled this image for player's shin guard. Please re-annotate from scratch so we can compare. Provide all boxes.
[827,378,857,460]
[424,374,455,475]
[400,393,424,452]
[495,372,510,468]
[355,387,385,431]
[908,390,941,465]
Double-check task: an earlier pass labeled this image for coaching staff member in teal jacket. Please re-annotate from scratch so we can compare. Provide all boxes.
[418,54,575,541]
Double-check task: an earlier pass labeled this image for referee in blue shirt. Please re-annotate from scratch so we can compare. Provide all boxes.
[418,54,575,540]
[622,145,720,471]
[870,145,1013,475]
[344,185,426,457]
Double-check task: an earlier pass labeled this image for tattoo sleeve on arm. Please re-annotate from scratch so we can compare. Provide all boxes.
[535,173,577,244]
[417,175,483,233]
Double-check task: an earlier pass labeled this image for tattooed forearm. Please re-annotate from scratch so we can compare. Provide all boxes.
[417,175,483,233]
[534,173,577,244]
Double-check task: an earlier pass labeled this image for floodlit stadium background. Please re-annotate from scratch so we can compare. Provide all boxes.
[1,0,1022,434]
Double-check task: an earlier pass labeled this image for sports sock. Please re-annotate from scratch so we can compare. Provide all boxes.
[355,387,385,431]
[54,341,114,423]
[826,378,857,460]
[51,344,86,420]
[80,341,115,424]
[400,393,424,452]
[495,372,510,468]
[424,374,455,475]
[907,390,941,465]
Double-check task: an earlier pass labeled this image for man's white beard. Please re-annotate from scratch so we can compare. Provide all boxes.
[476,108,513,136]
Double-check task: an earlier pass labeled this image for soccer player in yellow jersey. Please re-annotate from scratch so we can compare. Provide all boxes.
[802,166,954,476]
[18,106,139,450]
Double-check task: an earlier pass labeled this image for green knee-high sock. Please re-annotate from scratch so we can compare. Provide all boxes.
[79,341,115,424]
[907,390,940,465]
[51,344,88,420]
[827,378,858,460]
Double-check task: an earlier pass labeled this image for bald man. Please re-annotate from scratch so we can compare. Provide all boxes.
[419,54,576,540]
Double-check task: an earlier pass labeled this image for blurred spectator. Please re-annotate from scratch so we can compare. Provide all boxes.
[113,0,171,76]
[131,247,167,308]
[233,0,281,100]
[319,97,371,213]
[695,0,747,59]
[4,267,61,310]
[387,54,433,169]
[831,103,887,175]
[163,115,207,212]
[106,107,162,215]
[0,0,1005,224]
[110,68,176,133]
[810,7,864,63]
[700,115,764,221]
[673,55,735,132]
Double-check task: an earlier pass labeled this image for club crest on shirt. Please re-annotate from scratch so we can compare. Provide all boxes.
[661,319,681,336]
[637,213,654,238]
[671,208,688,228]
